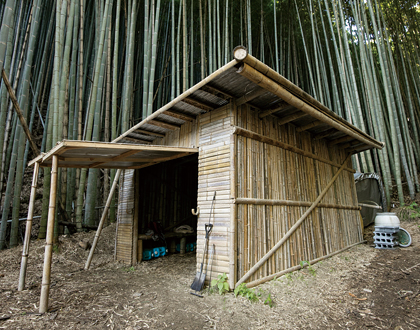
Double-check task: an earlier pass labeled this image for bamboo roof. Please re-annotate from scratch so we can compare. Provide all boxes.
[28,140,198,169]
[116,46,383,153]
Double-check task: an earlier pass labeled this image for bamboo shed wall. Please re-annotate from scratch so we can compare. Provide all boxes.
[115,169,137,264]
[195,105,234,281]
[233,104,362,283]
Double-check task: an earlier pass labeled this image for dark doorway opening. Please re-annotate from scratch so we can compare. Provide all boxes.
[137,154,199,257]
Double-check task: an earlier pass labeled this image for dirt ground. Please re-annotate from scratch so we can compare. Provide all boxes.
[1,207,420,329]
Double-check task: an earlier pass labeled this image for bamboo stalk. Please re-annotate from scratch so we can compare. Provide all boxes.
[39,155,58,314]
[1,68,39,155]
[245,240,366,288]
[18,161,40,291]
[85,169,122,270]
[235,153,352,287]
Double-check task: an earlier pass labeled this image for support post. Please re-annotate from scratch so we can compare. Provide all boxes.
[39,155,58,313]
[85,169,122,270]
[18,161,40,291]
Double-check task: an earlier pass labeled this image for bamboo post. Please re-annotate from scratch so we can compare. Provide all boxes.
[18,161,40,291]
[1,68,39,155]
[85,169,122,270]
[39,155,58,313]
[235,154,352,287]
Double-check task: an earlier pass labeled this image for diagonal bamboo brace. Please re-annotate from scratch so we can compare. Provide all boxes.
[85,169,122,270]
[235,154,352,288]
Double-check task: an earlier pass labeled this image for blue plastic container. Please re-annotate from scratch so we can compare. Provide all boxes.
[142,249,153,261]
[158,246,166,256]
[153,247,160,257]
[176,244,180,252]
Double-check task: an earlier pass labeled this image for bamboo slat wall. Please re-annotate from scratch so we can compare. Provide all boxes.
[153,119,199,148]
[115,169,136,264]
[234,104,362,283]
[196,105,233,281]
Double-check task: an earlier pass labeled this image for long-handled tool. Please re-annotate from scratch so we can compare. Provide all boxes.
[190,192,216,296]
[191,244,214,297]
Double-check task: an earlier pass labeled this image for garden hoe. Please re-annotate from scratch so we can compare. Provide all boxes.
[190,192,216,297]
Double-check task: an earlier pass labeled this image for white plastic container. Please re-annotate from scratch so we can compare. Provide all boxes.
[374,212,400,227]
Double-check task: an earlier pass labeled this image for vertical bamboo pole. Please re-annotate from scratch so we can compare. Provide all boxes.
[39,155,58,314]
[85,169,122,270]
[18,161,40,291]
[229,104,237,289]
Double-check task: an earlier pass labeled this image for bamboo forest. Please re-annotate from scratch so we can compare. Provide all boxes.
[0,0,419,249]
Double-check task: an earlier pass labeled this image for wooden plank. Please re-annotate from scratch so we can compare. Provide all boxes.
[148,119,180,130]
[164,110,196,122]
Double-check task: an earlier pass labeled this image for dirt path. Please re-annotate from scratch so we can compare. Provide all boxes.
[0,218,419,329]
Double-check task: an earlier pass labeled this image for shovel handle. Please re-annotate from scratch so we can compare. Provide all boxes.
[205,224,213,239]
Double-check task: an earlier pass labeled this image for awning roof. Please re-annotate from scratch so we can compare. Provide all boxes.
[29,140,198,169]
[114,46,383,153]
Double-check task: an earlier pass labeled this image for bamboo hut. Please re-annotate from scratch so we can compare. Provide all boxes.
[24,46,383,312]
[112,46,383,288]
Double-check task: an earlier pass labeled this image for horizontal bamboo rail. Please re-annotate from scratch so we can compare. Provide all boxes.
[235,198,361,210]
[235,154,352,287]
[235,62,384,150]
[233,126,354,173]
[245,240,366,288]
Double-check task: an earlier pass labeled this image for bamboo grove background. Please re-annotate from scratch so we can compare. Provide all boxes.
[0,0,419,249]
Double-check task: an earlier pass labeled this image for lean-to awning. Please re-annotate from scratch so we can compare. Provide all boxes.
[28,140,198,169]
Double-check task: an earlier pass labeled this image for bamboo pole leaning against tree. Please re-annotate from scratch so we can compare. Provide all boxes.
[1,69,39,155]
[235,153,352,287]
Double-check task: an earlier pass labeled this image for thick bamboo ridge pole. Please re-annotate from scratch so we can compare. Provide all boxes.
[235,62,384,151]
[39,155,58,313]
[235,198,361,210]
[113,59,239,143]
[233,47,383,150]
[235,154,352,288]
[245,240,366,288]
[18,162,40,291]
[233,126,354,173]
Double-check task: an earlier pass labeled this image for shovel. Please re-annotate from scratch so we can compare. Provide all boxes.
[191,244,214,297]
[190,192,216,295]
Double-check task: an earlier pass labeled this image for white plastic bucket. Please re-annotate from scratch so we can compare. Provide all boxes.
[374,212,400,227]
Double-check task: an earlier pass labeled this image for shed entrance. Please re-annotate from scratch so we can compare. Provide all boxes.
[136,154,198,259]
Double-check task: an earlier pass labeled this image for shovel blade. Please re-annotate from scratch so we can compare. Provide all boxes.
[190,271,206,292]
